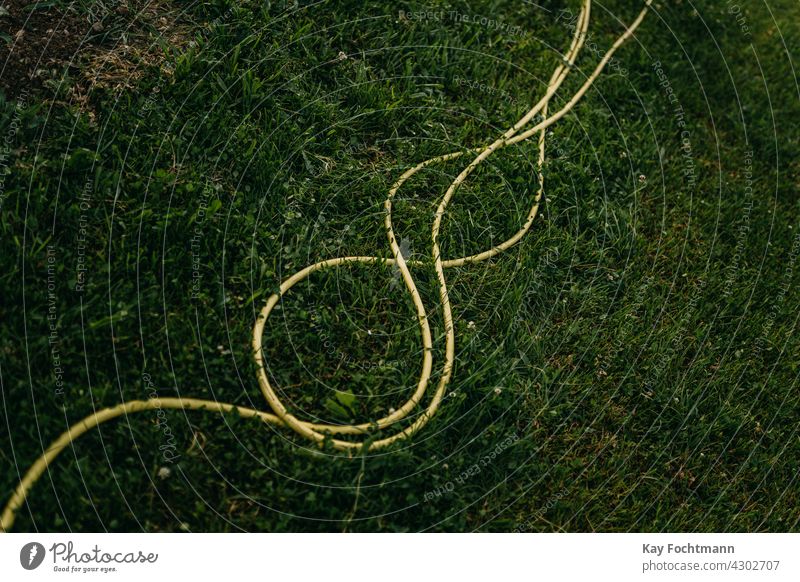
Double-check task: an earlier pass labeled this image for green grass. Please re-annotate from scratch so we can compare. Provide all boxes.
[1,0,799,532]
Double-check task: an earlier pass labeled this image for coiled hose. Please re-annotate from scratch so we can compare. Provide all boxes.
[1,0,652,531]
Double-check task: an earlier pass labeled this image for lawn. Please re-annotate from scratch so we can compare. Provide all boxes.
[1,0,799,532]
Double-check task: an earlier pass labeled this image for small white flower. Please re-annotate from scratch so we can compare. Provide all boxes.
[638,174,647,183]
[494,387,503,395]
[467,321,476,329]
[157,466,172,480]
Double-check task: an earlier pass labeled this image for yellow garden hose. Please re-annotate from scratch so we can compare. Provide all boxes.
[1,0,652,531]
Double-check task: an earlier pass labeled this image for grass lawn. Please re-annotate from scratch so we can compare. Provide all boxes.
[1,0,799,532]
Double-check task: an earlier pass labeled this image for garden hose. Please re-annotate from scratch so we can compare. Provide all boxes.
[1,0,652,531]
